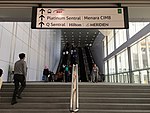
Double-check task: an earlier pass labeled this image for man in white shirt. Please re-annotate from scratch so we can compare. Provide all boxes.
[11,53,27,105]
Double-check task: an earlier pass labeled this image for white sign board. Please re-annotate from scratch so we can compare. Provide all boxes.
[32,7,128,29]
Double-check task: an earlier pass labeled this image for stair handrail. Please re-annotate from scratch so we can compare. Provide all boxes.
[70,64,79,112]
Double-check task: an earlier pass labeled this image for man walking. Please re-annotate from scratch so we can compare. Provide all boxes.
[11,53,27,105]
[92,63,99,83]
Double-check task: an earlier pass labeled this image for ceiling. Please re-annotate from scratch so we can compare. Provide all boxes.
[61,29,100,47]
[0,0,150,47]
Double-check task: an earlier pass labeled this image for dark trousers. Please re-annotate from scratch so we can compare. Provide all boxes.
[12,74,26,100]
[65,71,69,82]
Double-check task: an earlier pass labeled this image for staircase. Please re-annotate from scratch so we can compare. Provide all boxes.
[1,82,150,113]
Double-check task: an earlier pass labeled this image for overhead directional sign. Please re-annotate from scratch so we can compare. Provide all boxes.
[31,7,129,29]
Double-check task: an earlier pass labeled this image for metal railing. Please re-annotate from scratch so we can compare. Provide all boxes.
[105,68,150,84]
[70,64,79,112]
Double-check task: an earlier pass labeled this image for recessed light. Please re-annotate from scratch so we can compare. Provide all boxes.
[79,32,81,34]
[64,32,66,34]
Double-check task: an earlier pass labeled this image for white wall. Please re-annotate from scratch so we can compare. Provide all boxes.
[0,22,61,81]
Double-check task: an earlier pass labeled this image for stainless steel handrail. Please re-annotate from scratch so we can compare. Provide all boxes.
[70,64,79,112]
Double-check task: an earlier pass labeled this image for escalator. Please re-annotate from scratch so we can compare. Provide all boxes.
[78,47,87,82]
[84,46,95,74]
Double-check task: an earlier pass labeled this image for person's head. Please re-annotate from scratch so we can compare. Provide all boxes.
[0,69,3,77]
[93,63,96,67]
[19,53,25,60]
[44,65,48,69]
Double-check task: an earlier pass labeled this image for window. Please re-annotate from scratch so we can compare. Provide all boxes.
[117,50,129,73]
[115,29,127,48]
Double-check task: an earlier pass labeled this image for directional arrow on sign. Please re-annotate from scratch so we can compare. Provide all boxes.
[39,22,44,28]
[39,15,45,21]
[39,8,45,14]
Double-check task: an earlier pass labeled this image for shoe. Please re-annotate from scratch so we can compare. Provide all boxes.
[17,95,22,99]
[11,100,17,105]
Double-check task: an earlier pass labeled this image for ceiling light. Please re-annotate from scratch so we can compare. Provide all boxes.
[89,44,92,46]
[65,35,67,37]
[65,38,67,40]
[86,35,88,37]
[64,32,66,34]
[93,35,95,37]
[72,35,74,37]
[79,35,81,37]
[95,32,97,34]
[72,38,74,40]
[72,32,74,34]
[87,32,89,34]
[79,32,81,34]
[79,38,81,40]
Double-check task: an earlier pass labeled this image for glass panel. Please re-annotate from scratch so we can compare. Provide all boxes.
[131,44,139,70]
[115,29,127,48]
[140,39,148,68]
[105,75,108,82]
[123,73,128,83]
[118,74,123,83]
[148,36,150,67]
[104,61,108,75]
[103,39,107,57]
[133,71,140,83]
[109,75,112,82]
[108,37,114,55]
[108,57,116,74]
[107,30,114,55]
[129,22,149,38]
[140,70,148,84]
[117,50,129,73]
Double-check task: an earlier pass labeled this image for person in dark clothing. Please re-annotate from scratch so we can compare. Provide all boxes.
[11,53,27,105]
[65,65,69,82]
[43,65,49,82]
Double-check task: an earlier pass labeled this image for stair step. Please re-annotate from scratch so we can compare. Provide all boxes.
[1,109,150,113]
[1,103,150,110]
[2,88,150,93]
[2,97,150,103]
